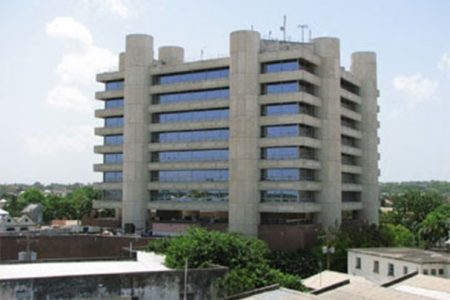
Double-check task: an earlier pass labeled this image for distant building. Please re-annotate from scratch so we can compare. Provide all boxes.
[93,30,379,249]
[21,203,43,224]
[0,251,226,299]
[348,247,450,283]
[0,211,36,233]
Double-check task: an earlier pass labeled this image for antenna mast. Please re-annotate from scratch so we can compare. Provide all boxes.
[280,15,287,41]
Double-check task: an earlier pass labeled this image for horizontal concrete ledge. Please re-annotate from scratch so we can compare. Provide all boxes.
[96,71,124,83]
[93,200,122,209]
[95,108,124,118]
[95,90,124,100]
[94,163,123,172]
[148,201,228,211]
[148,161,228,170]
[94,145,123,154]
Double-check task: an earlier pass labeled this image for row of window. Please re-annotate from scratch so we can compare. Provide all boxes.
[342,192,361,202]
[261,168,315,181]
[342,154,358,166]
[341,116,359,129]
[105,98,124,109]
[151,170,228,182]
[105,135,123,145]
[341,97,359,112]
[152,108,229,124]
[261,146,315,160]
[262,103,315,117]
[342,135,359,148]
[151,149,228,162]
[104,153,123,164]
[105,80,124,91]
[156,68,229,85]
[261,190,315,203]
[150,189,228,202]
[356,258,444,277]
[262,59,315,74]
[262,81,315,95]
[104,190,122,201]
[153,88,229,105]
[105,117,124,128]
[104,171,123,182]
[342,172,359,184]
[341,78,360,96]
[261,212,315,225]
[262,124,315,138]
[152,128,229,143]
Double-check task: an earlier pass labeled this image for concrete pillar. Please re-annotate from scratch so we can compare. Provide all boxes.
[351,52,379,224]
[313,37,342,228]
[228,30,260,236]
[158,46,184,65]
[119,52,125,71]
[122,34,153,231]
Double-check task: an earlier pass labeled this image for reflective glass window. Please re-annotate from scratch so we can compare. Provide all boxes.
[104,190,122,201]
[104,135,123,145]
[154,109,229,123]
[153,128,229,143]
[263,103,299,116]
[152,170,228,182]
[105,80,124,91]
[154,149,228,162]
[105,117,123,128]
[262,168,315,181]
[155,88,229,105]
[104,171,122,182]
[263,60,299,73]
[264,82,298,94]
[263,125,299,138]
[105,98,124,109]
[104,153,123,164]
[262,147,298,160]
[158,68,229,85]
[150,189,228,202]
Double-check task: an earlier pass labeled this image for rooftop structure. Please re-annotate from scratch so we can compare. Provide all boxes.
[93,30,380,249]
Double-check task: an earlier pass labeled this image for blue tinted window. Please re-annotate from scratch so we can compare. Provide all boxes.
[264,82,298,94]
[261,190,315,202]
[158,68,229,85]
[153,170,228,182]
[263,125,299,138]
[104,171,122,182]
[155,109,229,123]
[105,80,124,91]
[263,168,299,181]
[105,117,123,127]
[104,153,123,164]
[104,190,122,201]
[154,149,228,162]
[105,98,124,109]
[262,168,315,181]
[104,135,123,145]
[264,60,299,73]
[263,103,299,116]
[154,129,229,143]
[263,147,298,160]
[150,189,228,202]
[156,88,229,105]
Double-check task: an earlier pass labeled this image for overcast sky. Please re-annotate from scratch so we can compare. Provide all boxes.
[1,0,449,184]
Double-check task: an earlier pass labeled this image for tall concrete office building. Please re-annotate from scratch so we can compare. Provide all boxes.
[94,30,379,249]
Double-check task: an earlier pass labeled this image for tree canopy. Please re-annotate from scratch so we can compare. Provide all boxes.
[146,227,305,297]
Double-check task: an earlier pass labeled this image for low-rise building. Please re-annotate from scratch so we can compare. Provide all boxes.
[348,247,450,283]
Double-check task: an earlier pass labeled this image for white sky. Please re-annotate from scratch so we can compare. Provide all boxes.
[1,0,449,184]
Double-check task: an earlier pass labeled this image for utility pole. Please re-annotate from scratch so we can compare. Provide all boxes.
[297,24,309,43]
[183,258,188,300]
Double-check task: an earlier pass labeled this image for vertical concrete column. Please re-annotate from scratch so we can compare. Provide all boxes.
[119,52,125,71]
[122,34,153,231]
[313,38,342,228]
[228,30,261,236]
[351,52,379,224]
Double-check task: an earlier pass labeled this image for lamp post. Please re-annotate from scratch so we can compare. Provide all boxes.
[322,245,335,270]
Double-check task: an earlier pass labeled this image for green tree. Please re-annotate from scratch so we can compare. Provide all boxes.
[390,191,444,234]
[146,227,305,297]
[418,204,450,248]
[380,224,415,246]
[66,187,99,223]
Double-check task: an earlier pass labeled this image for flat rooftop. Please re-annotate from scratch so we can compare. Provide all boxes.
[349,248,450,264]
[0,251,169,280]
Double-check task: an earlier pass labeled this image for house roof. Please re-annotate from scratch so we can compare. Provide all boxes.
[348,248,450,264]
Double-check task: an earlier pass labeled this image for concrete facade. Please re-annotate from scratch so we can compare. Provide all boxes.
[348,248,450,284]
[94,30,380,246]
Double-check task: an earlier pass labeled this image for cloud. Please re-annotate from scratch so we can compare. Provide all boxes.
[393,73,438,105]
[46,17,93,45]
[103,0,129,18]
[45,17,116,113]
[47,86,91,112]
[81,0,138,18]
[25,126,95,156]
[438,53,450,76]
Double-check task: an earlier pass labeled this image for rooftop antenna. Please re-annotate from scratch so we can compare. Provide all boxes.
[298,24,309,43]
[251,25,254,31]
[200,49,204,60]
[280,15,287,41]
[268,30,272,40]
